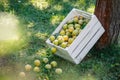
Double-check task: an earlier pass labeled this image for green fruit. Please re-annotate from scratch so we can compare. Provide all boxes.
[63,24,68,30]
[78,20,83,25]
[73,16,79,23]
[67,19,73,24]
[45,64,51,69]
[51,61,57,67]
[67,43,71,47]
[25,64,32,71]
[75,24,81,29]
[68,24,74,28]
[49,35,55,42]
[60,30,65,35]
[55,68,62,74]
[79,16,83,20]
[43,58,49,63]
[19,72,26,78]
[34,60,41,66]
[57,36,64,44]
[53,40,58,45]
[72,30,79,36]
[51,47,57,54]
[33,67,40,72]
[61,42,67,48]
[68,38,74,44]
[63,35,69,42]
[66,32,72,37]
[68,26,74,32]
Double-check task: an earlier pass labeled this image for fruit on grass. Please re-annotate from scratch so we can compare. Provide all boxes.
[43,58,49,63]
[63,24,68,30]
[33,67,40,72]
[45,64,51,69]
[61,42,67,48]
[49,35,55,42]
[73,16,79,23]
[25,64,32,71]
[51,47,57,53]
[51,61,57,67]
[53,39,58,45]
[63,35,69,41]
[19,72,25,78]
[55,68,62,74]
[60,30,65,35]
[34,59,41,66]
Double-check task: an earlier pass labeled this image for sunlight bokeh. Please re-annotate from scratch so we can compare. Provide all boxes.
[51,15,65,25]
[0,13,19,41]
[53,4,63,11]
[30,0,49,10]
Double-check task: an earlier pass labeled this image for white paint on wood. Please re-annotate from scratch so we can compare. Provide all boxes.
[46,8,105,64]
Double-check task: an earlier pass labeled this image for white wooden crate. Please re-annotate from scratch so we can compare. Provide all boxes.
[46,8,105,64]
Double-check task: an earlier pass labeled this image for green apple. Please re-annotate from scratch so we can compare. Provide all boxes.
[75,24,81,29]
[67,19,73,24]
[60,30,65,35]
[63,35,69,42]
[43,58,49,63]
[19,72,26,78]
[33,67,40,72]
[53,39,58,45]
[25,64,32,71]
[63,24,68,30]
[72,30,79,36]
[49,35,55,42]
[68,38,74,44]
[57,36,64,44]
[51,47,57,54]
[45,64,51,69]
[66,31,72,37]
[61,42,67,48]
[68,26,74,32]
[55,68,62,74]
[68,24,74,28]
[50,61,57,67]
[79,16,83,20]
[78,19,83,25]
[73,16,79,23]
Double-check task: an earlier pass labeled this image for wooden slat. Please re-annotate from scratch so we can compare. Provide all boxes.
[71,22,101,59]
[67,15,98,54]
[74,26,105,64]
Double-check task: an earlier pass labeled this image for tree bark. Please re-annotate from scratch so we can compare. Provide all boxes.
[94,0,120,48]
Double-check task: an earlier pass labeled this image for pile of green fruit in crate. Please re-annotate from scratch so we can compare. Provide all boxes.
[49,16,90,48]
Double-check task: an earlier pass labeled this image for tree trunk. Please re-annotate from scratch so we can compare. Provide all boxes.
[94,0,120,48]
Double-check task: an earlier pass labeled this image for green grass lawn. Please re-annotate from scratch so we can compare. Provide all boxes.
[0,0,120,80]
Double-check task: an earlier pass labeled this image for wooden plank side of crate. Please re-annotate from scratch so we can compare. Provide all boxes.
[71,21,102,59]
[73,8,92,19]
[74,26,105,64]
[67,15,98,54]
[46,39,72,61]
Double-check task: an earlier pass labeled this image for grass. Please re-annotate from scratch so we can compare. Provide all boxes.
[0,0,120,80]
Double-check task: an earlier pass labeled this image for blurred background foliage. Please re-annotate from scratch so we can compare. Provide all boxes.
[0,0,119,80]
